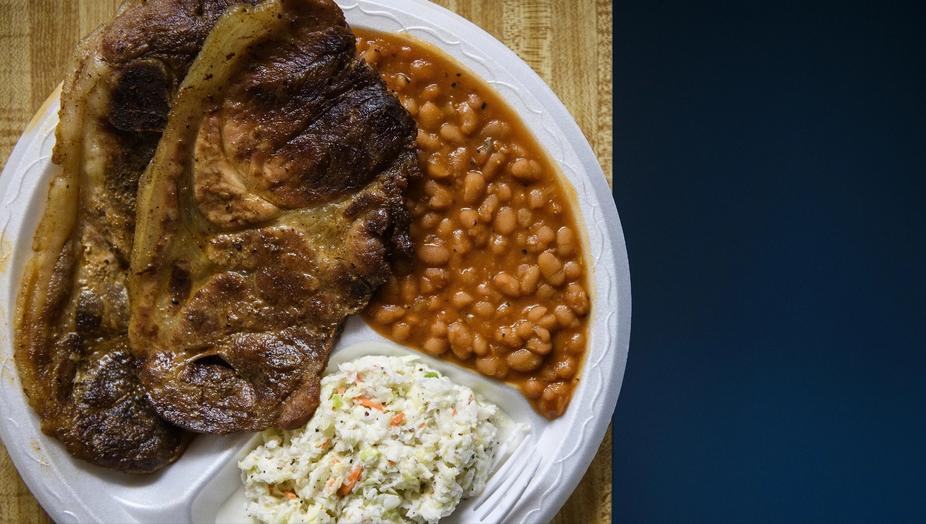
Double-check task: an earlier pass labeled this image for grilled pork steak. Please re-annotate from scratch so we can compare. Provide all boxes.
[14,0,256,472]
[129,0,418,433]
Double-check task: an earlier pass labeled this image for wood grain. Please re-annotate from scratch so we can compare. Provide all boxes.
[0,1,612,523]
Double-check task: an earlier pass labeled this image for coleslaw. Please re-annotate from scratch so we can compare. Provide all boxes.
[239,355,501,523]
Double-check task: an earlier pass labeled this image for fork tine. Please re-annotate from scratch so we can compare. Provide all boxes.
[490,454,542,524]
[472,437,532,512]
[475,447,537,518]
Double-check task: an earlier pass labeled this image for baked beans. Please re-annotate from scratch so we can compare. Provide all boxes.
[357,30,590,419]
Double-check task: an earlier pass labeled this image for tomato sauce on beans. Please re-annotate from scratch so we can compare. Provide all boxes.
[356,30,590,419]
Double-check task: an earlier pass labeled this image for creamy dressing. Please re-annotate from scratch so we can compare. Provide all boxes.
[213,347,528,524]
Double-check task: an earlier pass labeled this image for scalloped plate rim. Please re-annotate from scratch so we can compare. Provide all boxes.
[0,1,629,523]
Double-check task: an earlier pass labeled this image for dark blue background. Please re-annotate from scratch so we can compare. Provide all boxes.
[611,1,925,522]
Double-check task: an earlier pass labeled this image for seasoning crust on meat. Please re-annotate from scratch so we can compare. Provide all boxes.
[13,0,257,473]
[129,0,418,433]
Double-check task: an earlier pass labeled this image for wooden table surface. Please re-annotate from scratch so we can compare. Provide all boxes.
[0,1,612,522]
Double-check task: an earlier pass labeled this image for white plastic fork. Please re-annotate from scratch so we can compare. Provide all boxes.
[471,441,543,523]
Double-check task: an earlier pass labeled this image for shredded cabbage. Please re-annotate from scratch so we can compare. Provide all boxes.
[239,355,500,523]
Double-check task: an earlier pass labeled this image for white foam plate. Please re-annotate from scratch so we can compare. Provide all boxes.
[0,1,630,522]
